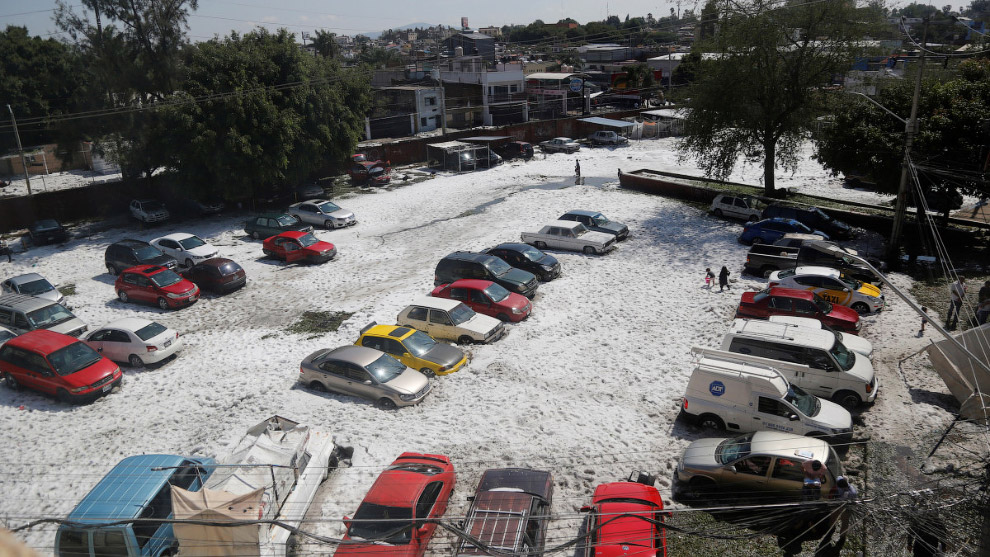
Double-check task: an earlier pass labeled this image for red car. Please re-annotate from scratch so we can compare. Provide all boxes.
[430,279,532,322]
[736,287,861,334]
[262,231,337,264]
[348,154,392,185]
[181,257,247,294]
[580,480,668,557]
[0,329,122,404]
[336,452,455,557]
[115,265,200,310]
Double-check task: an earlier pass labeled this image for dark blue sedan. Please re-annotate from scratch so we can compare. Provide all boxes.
[738,217,830,245]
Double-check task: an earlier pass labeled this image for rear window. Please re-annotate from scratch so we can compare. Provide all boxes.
[135,322,167,341]
[219,262,242,275]
[57,529,90,556]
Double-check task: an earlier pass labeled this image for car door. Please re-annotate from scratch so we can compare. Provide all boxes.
[413,481,445,552]
[755,395,800,434]
[86,329,112,358]
[134,275,156,304]
[733,197,752,219]
[316,359,351,394]
[768,296,794,317]
[343,363,381,401]
[819,277,853,306]
[792,298,821,318]
[428,309,455,340]
[156,239,179,259]
[283,241,307,263]
[103,329,133,362]
[801,347,840,395]
[468,289,494,317]
[298,204,319,225]
[0,346,37,389]
[766,457,806,496]
[1,280,13,294]
[25,350,59,395]
[724,455,772,492]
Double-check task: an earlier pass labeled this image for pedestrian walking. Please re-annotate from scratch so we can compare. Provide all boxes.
[718,266,731,292]
[0,237,12,263]
[833,476,858,542]
[574,159,581,178]
[705,268,716,289]
[978,280,990,325]
[946,276,967,329]
[801,459,826,501]
[919,306,929,336]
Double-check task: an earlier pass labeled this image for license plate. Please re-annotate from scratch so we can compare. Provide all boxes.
[164,340,171,348]
[102,383,112,393]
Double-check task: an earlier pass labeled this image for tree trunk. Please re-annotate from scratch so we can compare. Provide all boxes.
[763,140,776,197]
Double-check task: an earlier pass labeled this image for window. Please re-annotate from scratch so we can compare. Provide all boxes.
[13,312,29,330]
[318,360,348,376]
[133,486,172,548]
[415,481,444,522]
[793,300,819,315]
[171,463,204,490]
[406,307,428,321]
[734,198,749,208]
[107,330,131,343]
[510,84,518,93]
[768,297,792,311]
[425,96,437,106]
[362,336,383,351]
[734,455,772,476]
[763,343,804,364]
[430,309,452,326]
[136,276,152,288]
[421,117,427,127]
[122,274,138,285]
[345,365,371,382]
[448,288,468,301]
[771,458,805,482]
[383,339,406,356]
[757,396,793,418]
[0,310,10,326]
[57,529,90,556]
[255,217,266,226]
[89,329,111,342]
[470,290,489,305]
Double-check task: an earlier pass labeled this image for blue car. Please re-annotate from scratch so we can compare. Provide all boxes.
[55,454,215,557]
[738,217,830,245]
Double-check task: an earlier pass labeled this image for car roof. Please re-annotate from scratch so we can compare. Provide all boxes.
[447,279,495,290]
[767,287,816,301]
[409,296,462,311]
[6,329,78,352]
[124,265,171,276]
[114,238,152,248]
[446,251,492,263]
[749,431,830,462]
[363,324,416,341]
[363,453,451,507]
[553,137,573,141]
[792,266,842,279]
[491,243,534,252]
[254,212,293,218]
[563,210,601,217]
[273,231,308,239]
[592,481,662,506]
[99,317,156,333]
[476,468,553,499]
[729,318,834,350]
[7,273,47,285]
[0,293,58,312]
[327,345,384,367]
[153,233,196,242]
[197,257,237,267]
[547,219,583,229]
[303,198,334,204]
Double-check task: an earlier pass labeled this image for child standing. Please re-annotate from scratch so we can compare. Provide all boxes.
[919,306,929,336]
[705,268,715,289]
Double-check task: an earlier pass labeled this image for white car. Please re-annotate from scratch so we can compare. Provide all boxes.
[84,317,182,367]
[150,233,219,268]
[520,220,616,255]
[287,199,357,229]
[2,273,65,305]
[0,325,15,348]
[129,199,170,223]
[397,297,506,344]
[710,194,764,222]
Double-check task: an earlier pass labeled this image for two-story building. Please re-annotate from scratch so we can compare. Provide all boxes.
[365,86,445,139]
[439,57,527,127]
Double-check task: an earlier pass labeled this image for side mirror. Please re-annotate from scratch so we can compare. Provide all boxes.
[789,414,800,421]
[843,288,850,293]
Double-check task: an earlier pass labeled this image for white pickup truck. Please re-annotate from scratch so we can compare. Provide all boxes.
[521,220,617,255]
[129,199,170,223]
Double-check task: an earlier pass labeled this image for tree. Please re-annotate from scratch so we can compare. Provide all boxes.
[678,0,878,197]
[311,29,339,59]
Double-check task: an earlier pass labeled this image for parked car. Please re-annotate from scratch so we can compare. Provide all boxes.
[84,317,181,368]
[587,130,629,146]
[129,199,170,224]
[483,243,561,282]
[243,213,312,240]
[476,150,502,169]
[0,293,87,337]
[335,452,456,557]
[105,239,178,275]
[736,287,861,333]
[768,266,885,315]
[455,468,553,556]
[262,231,337,264]
[2,272,65,305]
[772,232,828,248]
[710,194,764,222]
[0,325,15,348]
[397,297,506,345]
[558,210,629,240]
[0,329,122,403]
[55,454,215,557]
[434,251,539,298]
[348,157,392,185]
[674,431,843,501]
[431,279,531,323]
[150,233,219,268]
[521,220,616,255]
[356,323,467,377]
[181,257,247,294]
[27,218,69,245]
[739,217,830,245]
[498,141,534,160]
[762,204,855,240]
[539,137,580,154]
[175,196,225,217]
[288,199,357,229]
[115,265,200,310]
[299,345,431,409]
[578,477,667,557]
[768,315,873,359]
[743,240,881,283]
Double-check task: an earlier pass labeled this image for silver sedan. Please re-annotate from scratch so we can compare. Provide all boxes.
[299,345,431,409]
[539,137,580,154]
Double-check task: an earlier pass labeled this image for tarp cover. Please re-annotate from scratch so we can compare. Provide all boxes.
[172,486,264,557]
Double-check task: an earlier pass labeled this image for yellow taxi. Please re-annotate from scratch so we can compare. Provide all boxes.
[768,265,885,315]
[355,323,467,376]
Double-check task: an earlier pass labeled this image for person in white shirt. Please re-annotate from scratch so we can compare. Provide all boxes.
[947,277,967,329]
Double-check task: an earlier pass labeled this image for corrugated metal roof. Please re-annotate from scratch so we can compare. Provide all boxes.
[578,117,635,129]
[525,72,580,80]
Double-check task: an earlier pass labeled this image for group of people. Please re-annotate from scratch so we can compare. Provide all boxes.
[946,276,990,330]
[704,266,732,292]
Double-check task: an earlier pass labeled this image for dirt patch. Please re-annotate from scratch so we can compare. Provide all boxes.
[58,283,76,296]
[286,310,354,338]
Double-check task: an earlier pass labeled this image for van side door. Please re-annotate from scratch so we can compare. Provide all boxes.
[754,395,800,434]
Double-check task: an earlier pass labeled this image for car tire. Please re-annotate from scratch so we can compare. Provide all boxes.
[761,266,776,279]
[377,398,398,410]
[117,290,129,303]
[251,231,260,240]
[262,249,274,257]
[325,221,335,230]
[457,335,474,345]
[534,241,547,250]
[852,302,870,315]
[107,264,118,276]
[420,368,437,378]
[833,390,862,410]
[583,246,595,255]
[185,259,194,269]
[128,354,144,368]
[57,388,73,404]
[4,372,19,391]
[158,297,169,310]
[496,313,510,322]
[713,208,724,217]
[309,381,326,392]
[698,414,725,432]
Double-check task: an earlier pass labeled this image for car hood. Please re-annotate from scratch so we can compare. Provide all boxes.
[501,268,536,286]
[47,317,87,336]
[597,222,627,234]
[161,280,198,296]
[185,245,218,258]
[583,230,616,245]
[461,314,502,335]
[303,241,336,254]
[503,292,530,310]
[385,368,429,395]
[140,254,177,267]
[328,209,354,220]
[838,333,873,358]
[845,352,876,384]
[30,289,64,305]
[829,304,860,324]
[679,437,723,471]
[422,343,465,367]
[60,357,118,389]
[812,398,853,430]
[856,283,882,299]
[536,253,559,268]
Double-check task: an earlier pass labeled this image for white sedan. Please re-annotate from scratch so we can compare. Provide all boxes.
[83,318,182,367]
[150,233,219,268]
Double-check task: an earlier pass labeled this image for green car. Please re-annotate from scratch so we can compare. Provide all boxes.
[243,213,312,240]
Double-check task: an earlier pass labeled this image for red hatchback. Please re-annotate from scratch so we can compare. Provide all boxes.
[336,453,455,557]
[262,231,337,264]
[0,329,122,403]
[115,265,200,310]
[736,287,861,334]
[580,480,668,557]
[430,279,532,322]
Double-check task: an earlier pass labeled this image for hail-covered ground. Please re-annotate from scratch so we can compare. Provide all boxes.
[0,138,964,555]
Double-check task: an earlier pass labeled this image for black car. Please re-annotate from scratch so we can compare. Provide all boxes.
[498,141,534,160]
[762,204,855,240]
[484,243,561,282]
[104,239,177,275]
[181,257,246,294]
[27,219,70,245]
[435,251,539,298]
[476,150,503,169]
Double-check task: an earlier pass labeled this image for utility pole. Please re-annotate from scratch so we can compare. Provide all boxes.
[7,104,32,196]
[888,17,928,265]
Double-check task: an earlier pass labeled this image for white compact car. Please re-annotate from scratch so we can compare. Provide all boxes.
[710,194,764,222]
[151,233,219,268]
[84,317,182,367]
[397,297,506,344]
[288,199,357,229]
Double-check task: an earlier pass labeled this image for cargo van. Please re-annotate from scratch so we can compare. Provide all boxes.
[681,348,853,441]
[722,318,878,409]
[768,315,874,359]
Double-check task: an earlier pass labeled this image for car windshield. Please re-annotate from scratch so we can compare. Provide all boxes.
[26,304,75,327]
[135,322,168,341]
[349,503,413,544]
[484,257,513,276]
[785,385,820,417]
[297,233,320,247]
[48,341,103,376]
[387,463,443,475]
[592,213,610,226]
[484,283,510,303]
[150,270,183,288]
[144,201,165,211]
[36,219,59,229]
[829,340,856,371]
[218,262,242,275]
[17,278,55,295]
[839,276,862,290]
[403,331,437,357]
[317,201,341,213]
[178,236,207,250]
[814,295,833,313]
[572,223,589,236]
[368,354,406,383]
[716,432,754,464]
[518,245,545,262]
[276,215,299,226]
[134,245,164,260]
[449,303,476,325]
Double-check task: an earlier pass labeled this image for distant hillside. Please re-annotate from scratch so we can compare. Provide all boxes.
[364,23,442,39]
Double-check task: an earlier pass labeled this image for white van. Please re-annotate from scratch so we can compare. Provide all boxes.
[767,315,874,359]
[681,348,853,441]
[722,318,878,409]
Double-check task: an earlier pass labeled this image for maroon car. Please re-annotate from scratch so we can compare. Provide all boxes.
[115,265,199,310]
[736,287,861,334]
[262,231,336,264]
[430,279,531,322]
[181,257,246,294]
[348,154,392,185]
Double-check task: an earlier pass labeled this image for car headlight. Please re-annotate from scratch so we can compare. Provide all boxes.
[398,393,416,401]
[69,386,88,393]
[511,307,523,314]
[167,293,184,299]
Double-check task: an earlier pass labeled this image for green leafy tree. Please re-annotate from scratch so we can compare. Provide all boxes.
[311,29,339,59]
[679,0,879,197]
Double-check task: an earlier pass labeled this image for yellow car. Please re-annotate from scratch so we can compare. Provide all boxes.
[355,323,467,376]
[768,265,885,315]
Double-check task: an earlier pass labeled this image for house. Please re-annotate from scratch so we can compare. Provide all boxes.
[526,72,591,120]
[365,86,445,140]
[439,57,527,127]
[443,32,496,63]
[477,26,502,39]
